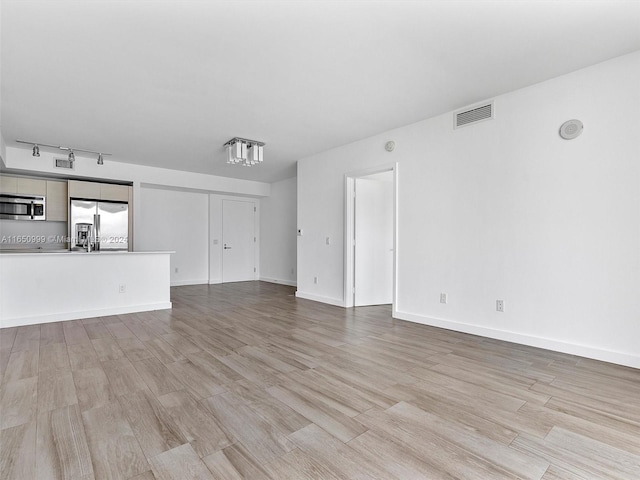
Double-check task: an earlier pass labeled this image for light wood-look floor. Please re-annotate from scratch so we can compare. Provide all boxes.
[1,282,639,479]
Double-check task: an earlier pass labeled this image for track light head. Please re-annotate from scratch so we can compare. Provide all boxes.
[97,154,104,165]
[32,145,40,157]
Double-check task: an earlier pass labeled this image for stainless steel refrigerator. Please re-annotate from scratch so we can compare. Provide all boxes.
[70,200,129,251]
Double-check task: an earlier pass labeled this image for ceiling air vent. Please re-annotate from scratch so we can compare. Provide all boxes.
[54,157,74,170]
[454,101,494,129]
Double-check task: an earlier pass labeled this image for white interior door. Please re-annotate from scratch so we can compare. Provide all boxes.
[354,174,393,306]
[222,199,256,283]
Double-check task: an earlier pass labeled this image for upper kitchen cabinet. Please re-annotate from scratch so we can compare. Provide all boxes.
[17,177,47,195]
[0,175,18,193]
[46,180,68,221]
[0,176,47,195]
[68,180,101,199]
[68,180,130,202]
[100,183,130,202]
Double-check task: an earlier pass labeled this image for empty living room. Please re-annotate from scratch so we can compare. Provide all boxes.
[0,1,639,479]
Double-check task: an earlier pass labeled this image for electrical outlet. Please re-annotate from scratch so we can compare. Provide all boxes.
[119,284,126,294]
[174,267,179,273]
[291,268,295,275]
[496,300,505,312]
[440,293,447,304]
[313,276,318,284]
[326,237,330,245]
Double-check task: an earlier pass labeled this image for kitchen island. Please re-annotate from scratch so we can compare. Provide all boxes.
[0,250,173,328]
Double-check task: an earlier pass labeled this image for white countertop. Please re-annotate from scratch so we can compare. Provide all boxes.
[0,250,174,256]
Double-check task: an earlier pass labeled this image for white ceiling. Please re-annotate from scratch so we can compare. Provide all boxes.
[2,0,639,183]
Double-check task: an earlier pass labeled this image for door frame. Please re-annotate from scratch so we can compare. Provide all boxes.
[344,163,398,313]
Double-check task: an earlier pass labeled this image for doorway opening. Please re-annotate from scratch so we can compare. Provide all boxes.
[344,164,397,311]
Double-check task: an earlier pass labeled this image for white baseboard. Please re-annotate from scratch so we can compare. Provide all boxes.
[260,277,297,287]
[394,310,640,370]
[170,279,209,287]
[1,302,173,329]
[295,291,345,307]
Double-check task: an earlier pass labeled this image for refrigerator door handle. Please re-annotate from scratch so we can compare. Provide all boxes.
[93,214,101,251]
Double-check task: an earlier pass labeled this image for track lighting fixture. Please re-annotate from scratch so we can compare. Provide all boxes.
[16,140,111,166]
[224,137,265,167]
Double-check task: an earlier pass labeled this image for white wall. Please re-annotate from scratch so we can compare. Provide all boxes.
[137,186,209,286]
[260,177,297,286]
[297,51,640,368]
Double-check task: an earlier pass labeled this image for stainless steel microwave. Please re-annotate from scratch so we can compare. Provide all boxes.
[0,194,46,220]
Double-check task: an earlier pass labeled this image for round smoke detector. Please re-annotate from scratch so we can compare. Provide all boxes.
[385,141,395,152]
[559,119,583,140]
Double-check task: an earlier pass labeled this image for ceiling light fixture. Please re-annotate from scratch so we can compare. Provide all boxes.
[16,139,111,166]
[224,137,264,167]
